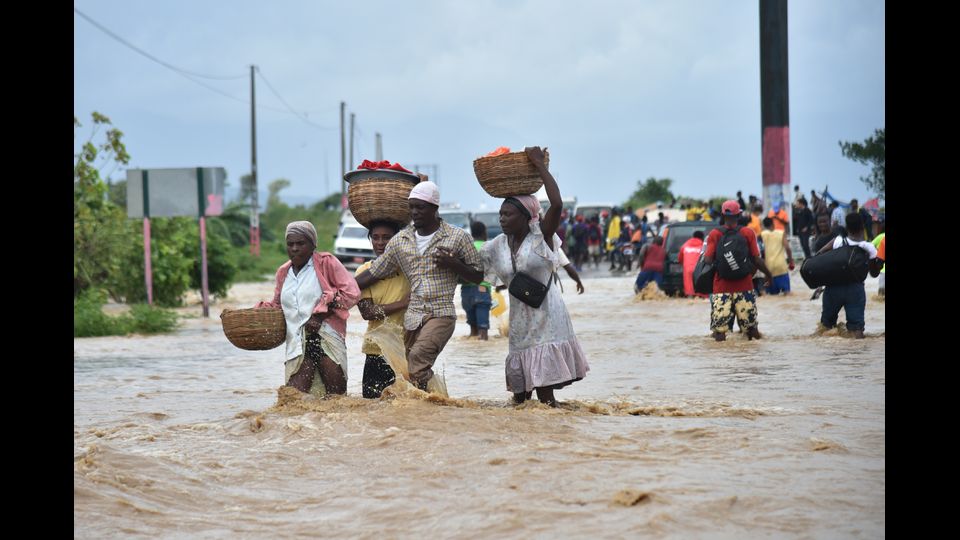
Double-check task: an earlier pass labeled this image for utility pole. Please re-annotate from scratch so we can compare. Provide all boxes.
[760,0,791,234]
[375,132,382,161]
[349,112,356,170]
[249,65,260,256]
[340,101,346,209]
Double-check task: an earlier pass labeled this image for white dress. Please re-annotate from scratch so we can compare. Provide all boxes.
[481,223,590,393]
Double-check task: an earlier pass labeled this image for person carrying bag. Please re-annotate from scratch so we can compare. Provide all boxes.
[509,246,555,308]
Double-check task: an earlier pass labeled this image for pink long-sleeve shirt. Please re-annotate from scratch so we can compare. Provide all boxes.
[257,252,360,339]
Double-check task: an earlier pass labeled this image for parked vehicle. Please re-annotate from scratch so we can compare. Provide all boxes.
[659,220,716,296]
[333,215,375,269]
[574,202,615,220]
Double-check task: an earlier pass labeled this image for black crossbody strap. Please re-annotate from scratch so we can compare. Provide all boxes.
[510,238,552,293]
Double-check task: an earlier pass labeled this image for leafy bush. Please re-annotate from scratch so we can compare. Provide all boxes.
[74,289,178,337]
[74,289,128,337]
[127,304,179,334]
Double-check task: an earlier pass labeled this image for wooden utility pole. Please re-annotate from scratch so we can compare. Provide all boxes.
[249,65,260,256]
[340,101,346,208]
[375,132,382,161]
[349,112,356,170]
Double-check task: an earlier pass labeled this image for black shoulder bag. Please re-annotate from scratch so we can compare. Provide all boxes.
[692,250,715,295]
[508,243,553,309]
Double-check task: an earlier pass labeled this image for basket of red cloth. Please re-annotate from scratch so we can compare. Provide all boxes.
[473,147,548,198]
[220,307,286,350]
[345,160,420,228]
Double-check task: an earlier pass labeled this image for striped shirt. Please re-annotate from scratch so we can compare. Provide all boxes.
[369,220,481,330]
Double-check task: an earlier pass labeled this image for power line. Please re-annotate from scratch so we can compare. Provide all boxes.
[74,8,247,80]
[75,7,332,123]
[255,68,337,130]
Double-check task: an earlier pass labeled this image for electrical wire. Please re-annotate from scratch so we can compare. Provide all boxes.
[255,68,337,130]
[74,7,247,80]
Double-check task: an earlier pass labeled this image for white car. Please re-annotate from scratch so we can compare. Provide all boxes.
[333,219,375,270]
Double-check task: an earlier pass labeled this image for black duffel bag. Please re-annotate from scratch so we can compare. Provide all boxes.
[693,251,715,295]
[799,237,869,288]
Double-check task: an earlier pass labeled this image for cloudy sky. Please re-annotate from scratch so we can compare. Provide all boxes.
[74,0,884,211]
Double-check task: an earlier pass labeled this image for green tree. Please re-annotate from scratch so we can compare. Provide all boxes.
[625,177,674,208]
[267,178,291,210]
[839,128,885,196]
[74,112,130,296]
[106,178,127,208]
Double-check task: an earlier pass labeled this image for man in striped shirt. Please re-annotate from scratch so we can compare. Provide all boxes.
[355,181,483,390]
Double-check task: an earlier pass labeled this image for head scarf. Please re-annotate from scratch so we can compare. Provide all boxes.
[505,194,541,224]
[285,220,317,248]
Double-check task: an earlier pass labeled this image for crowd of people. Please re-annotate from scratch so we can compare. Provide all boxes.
[252,169,884,404]
[255,147,588,407]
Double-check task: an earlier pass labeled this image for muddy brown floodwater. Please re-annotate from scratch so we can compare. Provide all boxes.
[75,272,884,538]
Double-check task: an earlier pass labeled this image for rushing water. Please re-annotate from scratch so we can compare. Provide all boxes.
[75,274,885,538]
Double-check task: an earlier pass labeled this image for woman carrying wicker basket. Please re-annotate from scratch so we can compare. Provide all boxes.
[255,221,360,397]
[479,147,590,407]
[354,220,410,398]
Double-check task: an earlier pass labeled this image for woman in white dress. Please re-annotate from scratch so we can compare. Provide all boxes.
[480,147,590,406]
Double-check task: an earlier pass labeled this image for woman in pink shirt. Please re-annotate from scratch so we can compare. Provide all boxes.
[256,221,360,397]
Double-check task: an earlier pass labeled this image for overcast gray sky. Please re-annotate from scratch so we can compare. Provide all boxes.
[73,0,884,211]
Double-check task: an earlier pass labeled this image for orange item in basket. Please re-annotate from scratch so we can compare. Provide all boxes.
[484,146,511,157]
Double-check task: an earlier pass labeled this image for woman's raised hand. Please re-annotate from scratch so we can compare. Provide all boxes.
[524,146,548,168]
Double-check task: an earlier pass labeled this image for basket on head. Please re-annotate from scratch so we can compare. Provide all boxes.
[220,307,286,350]
[345,169,420,228]
[473,150,549,198]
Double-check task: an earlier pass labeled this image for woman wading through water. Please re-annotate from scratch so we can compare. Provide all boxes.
[256,221,360,396]
[480,147,590,406]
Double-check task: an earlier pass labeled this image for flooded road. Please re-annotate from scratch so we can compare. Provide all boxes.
[75,273,885,538]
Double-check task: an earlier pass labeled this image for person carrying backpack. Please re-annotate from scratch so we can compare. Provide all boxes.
[702,200,774,342]
[814,212,883,339]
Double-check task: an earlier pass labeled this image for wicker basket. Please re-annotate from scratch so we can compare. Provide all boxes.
[345,169,419,228]
[220,307,286,350]
[473,150,549,198]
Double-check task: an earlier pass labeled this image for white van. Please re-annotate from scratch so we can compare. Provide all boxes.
[333,215,375,269]
[574,202,615,220]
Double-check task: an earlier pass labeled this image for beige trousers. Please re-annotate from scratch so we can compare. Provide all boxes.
[404,316,456,387]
